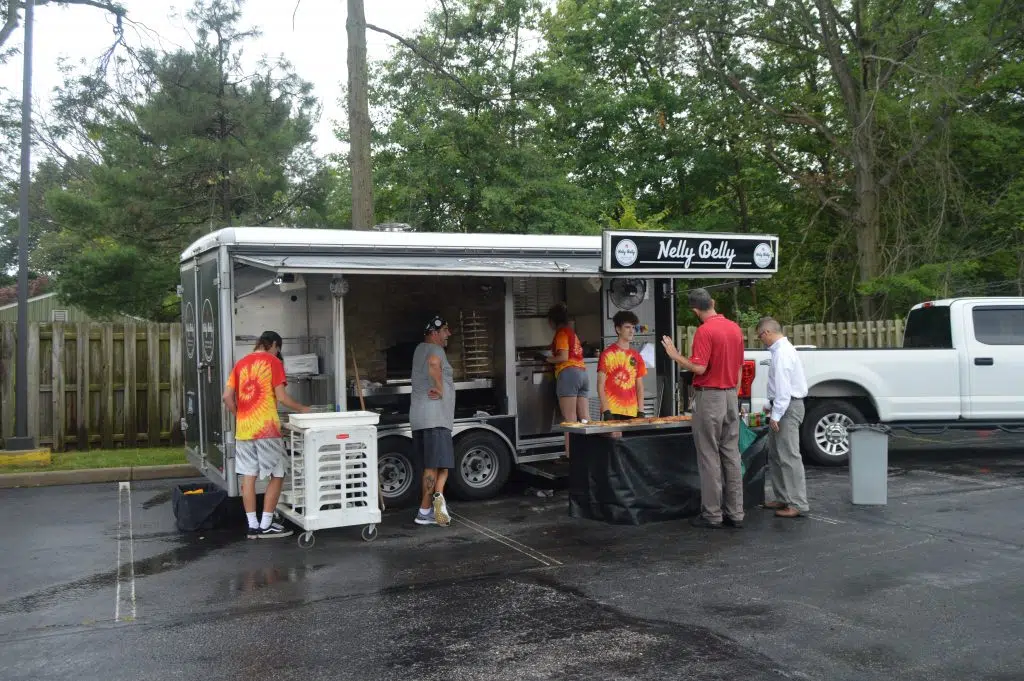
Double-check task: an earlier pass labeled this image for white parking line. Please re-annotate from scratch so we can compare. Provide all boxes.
[449,511,563,568]
[115,481,137,622]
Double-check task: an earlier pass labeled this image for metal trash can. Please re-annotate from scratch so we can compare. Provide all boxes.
[848,424,891,505]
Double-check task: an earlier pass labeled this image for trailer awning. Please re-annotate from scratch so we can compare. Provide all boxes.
[234,253,603,277]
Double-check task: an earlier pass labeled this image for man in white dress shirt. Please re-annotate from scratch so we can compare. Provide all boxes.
[756,317,810,518]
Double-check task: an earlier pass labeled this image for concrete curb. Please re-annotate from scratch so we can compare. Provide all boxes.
[0,464,200,489]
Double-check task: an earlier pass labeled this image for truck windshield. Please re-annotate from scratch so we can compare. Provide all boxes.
[903,306,953,349]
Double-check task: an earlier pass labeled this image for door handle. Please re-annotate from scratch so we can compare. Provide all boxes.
[974,357,994,366]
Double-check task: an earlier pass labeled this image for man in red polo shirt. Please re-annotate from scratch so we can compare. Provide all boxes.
[661,288,745,529]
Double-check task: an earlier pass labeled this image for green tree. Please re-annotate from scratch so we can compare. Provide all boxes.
[35,0,329,319]
[357,0,599,235]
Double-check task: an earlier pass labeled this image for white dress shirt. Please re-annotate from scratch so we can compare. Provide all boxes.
[767,336,809,422]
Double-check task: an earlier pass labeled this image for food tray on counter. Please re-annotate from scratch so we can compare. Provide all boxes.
[554,414,693,435]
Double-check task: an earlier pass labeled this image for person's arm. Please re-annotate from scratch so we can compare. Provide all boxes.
[222,385,237,414]
[634,376,644,415]
[769,350,793,429]
[274,384,311,413]
[547,330,569,364]
[597,371,608,413]
[659,334,708,375]
[427,353,443,399]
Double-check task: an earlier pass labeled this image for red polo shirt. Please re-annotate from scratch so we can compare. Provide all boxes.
[690,314,744,389]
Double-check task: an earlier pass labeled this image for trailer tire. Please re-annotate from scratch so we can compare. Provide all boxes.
[800,399,866,466]
[447,431,512,501]
[377,437,421,509]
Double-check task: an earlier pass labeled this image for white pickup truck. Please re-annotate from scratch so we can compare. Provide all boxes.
[746,297,1024,465]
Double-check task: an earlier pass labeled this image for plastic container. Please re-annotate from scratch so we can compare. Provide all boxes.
[172,482,228,532]
[848,424,891,505]
[288,410,381,428]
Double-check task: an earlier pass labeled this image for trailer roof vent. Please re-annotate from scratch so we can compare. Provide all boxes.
[372,222,415,232]
[52,309,68,322]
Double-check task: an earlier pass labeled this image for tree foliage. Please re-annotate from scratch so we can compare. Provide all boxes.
[18,0,330,320]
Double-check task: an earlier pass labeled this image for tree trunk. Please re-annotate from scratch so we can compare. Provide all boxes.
[347,0,374,230]
[852,99,881,319]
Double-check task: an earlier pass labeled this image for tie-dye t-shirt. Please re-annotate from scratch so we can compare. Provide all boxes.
[597,344,648,417]
[226,352,287,440]
[551,327,586,377]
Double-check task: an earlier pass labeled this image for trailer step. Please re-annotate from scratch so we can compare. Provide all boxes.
[518,460,570,481]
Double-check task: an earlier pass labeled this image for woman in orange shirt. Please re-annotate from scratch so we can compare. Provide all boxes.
[545,303,589,425]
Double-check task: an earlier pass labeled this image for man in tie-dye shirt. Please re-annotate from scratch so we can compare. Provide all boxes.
[222,330,310,539]
[598,311,648,421]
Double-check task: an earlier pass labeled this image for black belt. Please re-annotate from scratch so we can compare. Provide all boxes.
[693,386,736,391]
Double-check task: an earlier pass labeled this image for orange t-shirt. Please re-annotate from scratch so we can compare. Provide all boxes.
[551,326,585,377]
[226,351,287,440]
[598,344,648,416]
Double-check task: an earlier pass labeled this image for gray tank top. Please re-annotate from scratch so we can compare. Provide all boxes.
[409,342,455,431]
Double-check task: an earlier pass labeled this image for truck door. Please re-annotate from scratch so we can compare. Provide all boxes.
[196,255,225,473]
[963,302,1024,419]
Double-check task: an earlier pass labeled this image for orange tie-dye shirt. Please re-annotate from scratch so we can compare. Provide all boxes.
[551,327,586,377]
[597,344,648,416]
[226,352,287,440]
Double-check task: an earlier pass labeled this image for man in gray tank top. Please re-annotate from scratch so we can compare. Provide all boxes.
[410,315,456,526]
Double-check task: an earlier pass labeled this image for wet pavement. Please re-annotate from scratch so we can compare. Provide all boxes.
[1,432,1023,681]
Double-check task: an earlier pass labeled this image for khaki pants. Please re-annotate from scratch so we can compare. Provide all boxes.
[691,388,743,523]
[766,399,809,512]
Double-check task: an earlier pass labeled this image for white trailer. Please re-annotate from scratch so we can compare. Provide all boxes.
[178,227,779,507]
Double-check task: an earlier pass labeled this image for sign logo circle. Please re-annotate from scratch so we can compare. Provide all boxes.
[753,243,774,269]
[614,239,639,267]
[184,301,196,359]
[201,299,216,363]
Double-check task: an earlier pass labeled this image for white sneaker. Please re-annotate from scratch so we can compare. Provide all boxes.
[414,509,437,525]
[432,492,450,526]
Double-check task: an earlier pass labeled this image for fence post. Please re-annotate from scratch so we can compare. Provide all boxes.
[124,322,137,447]
[51,322,65,452]
[27,322,40,443]
[895,318,904,347]
[147,323,161,446]
[100,324,114,449]
[169,323,183,445]
[76,323,90,451]
[1,324,12,443]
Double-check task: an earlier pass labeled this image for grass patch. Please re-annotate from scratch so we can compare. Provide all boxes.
[0,447,187,474]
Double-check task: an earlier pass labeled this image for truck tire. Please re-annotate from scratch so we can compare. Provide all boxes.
[800,399,866,466]
[377,436,421,509]
[447,431,513,501]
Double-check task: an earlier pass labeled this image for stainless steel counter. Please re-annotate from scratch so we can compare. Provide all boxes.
[348,378,493,397]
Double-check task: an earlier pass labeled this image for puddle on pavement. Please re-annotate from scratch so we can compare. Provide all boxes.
[141,490,173,510]
[0,530,244,616]
[226,564,329,594]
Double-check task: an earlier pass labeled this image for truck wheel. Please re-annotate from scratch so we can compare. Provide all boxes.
[447,431,512,501]
[377,437,420,509]
[800,400,866,466]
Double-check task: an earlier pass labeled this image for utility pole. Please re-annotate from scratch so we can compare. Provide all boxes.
[8,0,36,451]
[347,0,374,230]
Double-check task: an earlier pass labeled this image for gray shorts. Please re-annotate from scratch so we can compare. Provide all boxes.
[235,438,286,479]
[556,366,590,398]
[413,427,455,470]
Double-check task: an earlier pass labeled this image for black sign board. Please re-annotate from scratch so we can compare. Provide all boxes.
[602,230,779,276]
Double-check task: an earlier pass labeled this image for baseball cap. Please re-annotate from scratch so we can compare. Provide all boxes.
[424,315,449,334]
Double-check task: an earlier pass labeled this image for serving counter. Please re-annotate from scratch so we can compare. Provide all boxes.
[558,419,769,526]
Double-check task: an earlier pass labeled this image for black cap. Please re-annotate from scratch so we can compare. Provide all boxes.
[424,315,449,334]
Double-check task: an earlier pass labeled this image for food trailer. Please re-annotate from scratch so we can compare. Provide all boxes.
[178,227,779,508]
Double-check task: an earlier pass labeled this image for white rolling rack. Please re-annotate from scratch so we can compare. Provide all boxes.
[279,411,382,548]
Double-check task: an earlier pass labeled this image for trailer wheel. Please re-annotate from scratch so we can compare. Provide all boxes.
[378,437,420,509]
[800,399,866,466]
[448,431,512,501]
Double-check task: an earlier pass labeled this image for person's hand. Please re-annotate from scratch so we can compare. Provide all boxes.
[302,405,312,414]
[603,410,613,421]
[660,335,681,361]
[769,419,780,432]
[428,388,442,400]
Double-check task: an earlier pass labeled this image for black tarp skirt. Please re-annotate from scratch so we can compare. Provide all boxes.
[567,428,769,525]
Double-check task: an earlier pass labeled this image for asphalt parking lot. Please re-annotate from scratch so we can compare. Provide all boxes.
[1,431,1022,681]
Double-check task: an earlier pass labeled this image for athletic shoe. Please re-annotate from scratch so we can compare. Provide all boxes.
[258,522,294,539]
[414,509,437,525]
[247,526,260,540]
[432,492,450,527]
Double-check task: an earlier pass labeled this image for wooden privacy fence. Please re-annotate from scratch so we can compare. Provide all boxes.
[0,322,184,451]
[1,318,904,451]
[675,319,905,355]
